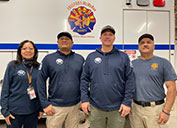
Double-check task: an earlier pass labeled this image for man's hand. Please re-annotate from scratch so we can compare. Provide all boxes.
[119,104,131,117]
[79,102,82,110]
[43,104,55,116]
[5,114,15,126]
[38,112,44,119]
[81,102,90,115]
[158,111,170,124]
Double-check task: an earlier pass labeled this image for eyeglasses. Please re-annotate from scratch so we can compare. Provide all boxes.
[21,47,34,51]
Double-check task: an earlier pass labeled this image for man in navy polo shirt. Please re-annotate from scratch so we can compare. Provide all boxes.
[37,32,84,128]
[80,25,135,128]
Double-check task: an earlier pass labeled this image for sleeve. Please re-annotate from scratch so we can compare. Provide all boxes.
[1,62,13,117]
[80,56,91,103]
[163,59,177,81]
[122,55,135,107]
[37,57,51,109]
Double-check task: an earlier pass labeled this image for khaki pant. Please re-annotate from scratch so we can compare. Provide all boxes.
[129,101,168,128]
[46,103,80,128]
[79,111,90,128]
[90,105,125,128]
[124,115,131,128]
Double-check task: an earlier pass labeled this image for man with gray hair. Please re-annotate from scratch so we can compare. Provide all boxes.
[129,33,177,128]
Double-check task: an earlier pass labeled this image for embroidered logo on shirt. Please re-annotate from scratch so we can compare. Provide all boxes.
[56,58,63,65]
[151,63,158,70]
[94,57,102,64]
[17,70,26,76]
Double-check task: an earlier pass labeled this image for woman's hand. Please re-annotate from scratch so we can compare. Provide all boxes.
[5,114,15,126]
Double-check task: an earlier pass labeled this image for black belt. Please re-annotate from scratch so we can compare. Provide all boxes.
[134,99,164,107]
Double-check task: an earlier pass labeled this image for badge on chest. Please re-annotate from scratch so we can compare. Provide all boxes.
[27,85,36,100]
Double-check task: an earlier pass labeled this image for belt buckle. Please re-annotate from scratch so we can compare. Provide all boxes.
[151,102,156,107]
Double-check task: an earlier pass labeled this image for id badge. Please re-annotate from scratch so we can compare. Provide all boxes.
[27,86,36,100]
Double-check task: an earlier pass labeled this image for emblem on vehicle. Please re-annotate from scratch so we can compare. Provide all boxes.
[68,6,96,35]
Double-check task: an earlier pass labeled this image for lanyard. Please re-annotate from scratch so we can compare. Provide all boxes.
[23,64,33,85]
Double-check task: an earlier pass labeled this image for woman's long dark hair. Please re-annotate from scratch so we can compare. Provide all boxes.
[14,40,39,67]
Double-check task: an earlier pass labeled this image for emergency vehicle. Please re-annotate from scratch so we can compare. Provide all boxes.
[0,0,176,120]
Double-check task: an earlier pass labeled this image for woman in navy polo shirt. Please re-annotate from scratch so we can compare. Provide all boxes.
[1,40,43,128]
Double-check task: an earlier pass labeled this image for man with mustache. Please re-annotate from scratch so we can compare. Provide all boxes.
[37,32,84,128]
[129,33,177,128]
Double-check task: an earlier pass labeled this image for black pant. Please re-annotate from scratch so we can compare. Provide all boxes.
[7,112,38,128]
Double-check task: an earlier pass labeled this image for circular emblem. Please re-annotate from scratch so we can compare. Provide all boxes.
[17,70,25,76]
[68,6,96,35]
[56,58,63,65]
[94,57,102,64]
